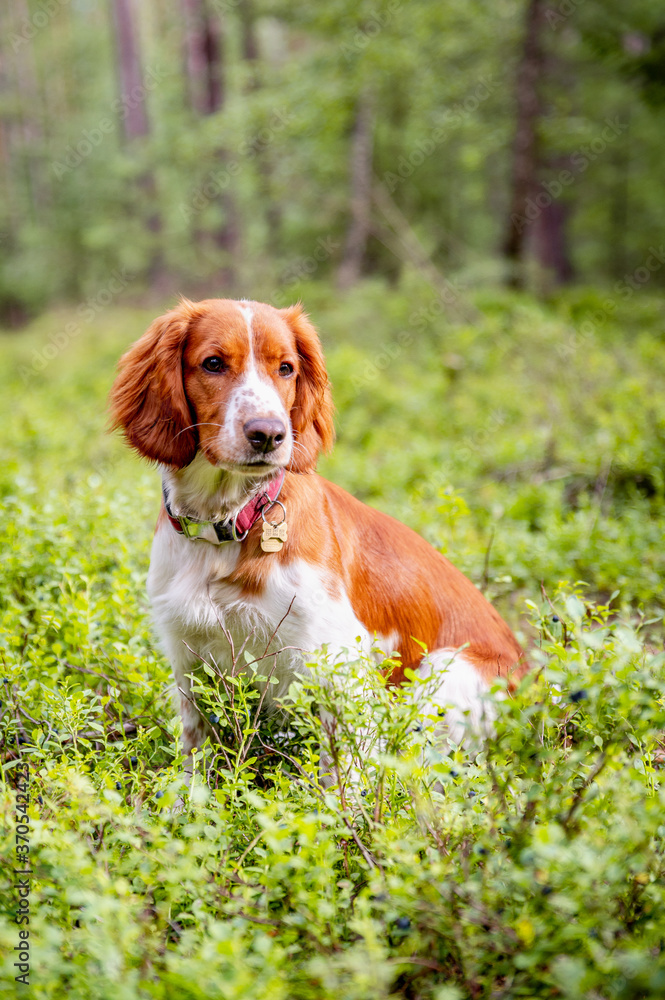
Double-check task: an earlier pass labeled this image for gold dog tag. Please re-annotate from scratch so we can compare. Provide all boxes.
[261,518,288,552]
[260,500,288,553]
[264,522,288,542]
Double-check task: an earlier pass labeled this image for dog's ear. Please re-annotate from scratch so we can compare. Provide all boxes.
[281,304,335,474]
[110,300,200,467]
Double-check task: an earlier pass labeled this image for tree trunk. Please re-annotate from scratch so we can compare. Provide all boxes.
[180,0,238,283]
[181,0,223,115]
[527,153,574,286]
[238,0,259,65]
[337,89,374,289]
[110,0,149,140]
[532,198,574,286]
[608,114,630,280]
[9,0,47,218]
[109,0,164,287]
[237,0,282,250]
[0,6,16,225]
[0,7,22,323]
[501,0,546,289]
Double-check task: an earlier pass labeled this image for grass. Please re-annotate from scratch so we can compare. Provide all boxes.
[1,279,665,998]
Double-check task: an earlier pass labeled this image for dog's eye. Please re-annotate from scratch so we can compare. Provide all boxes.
[279,362,294,377]
[202,356,225,373]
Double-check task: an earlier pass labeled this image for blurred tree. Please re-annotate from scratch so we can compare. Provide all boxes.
[181,0,238,281]
[110,0,149,140]
[181,0,223,114]
[501,0,547,289]
[337,88,374,289]
[0,0,663,321]
[237,0,282,249]
[110,0,164,284]
[239,0,259,65]
[532,165,575,286]
[0,11,23,325]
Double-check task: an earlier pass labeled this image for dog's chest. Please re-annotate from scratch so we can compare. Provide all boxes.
[147,527,377,679]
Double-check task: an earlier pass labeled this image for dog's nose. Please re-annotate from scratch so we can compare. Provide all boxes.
[243,418,287,454]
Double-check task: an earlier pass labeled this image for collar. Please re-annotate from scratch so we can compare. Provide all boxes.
[163,469,285,545]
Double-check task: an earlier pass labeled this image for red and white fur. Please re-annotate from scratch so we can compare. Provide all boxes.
[110,298,526,763]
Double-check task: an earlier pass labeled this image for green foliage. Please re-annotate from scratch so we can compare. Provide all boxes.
[1,287,665,997]
[2,0,665,318]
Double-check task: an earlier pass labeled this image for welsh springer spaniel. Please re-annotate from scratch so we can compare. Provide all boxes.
[111,298,526,766]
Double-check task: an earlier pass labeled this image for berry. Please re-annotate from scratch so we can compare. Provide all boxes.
[551,615,560,623]
[209,713,220,725]
[130,756,138,766]
[570,689,587,703]
[395,917,411,931]
[115,781,122,790]
[155,790,164,799]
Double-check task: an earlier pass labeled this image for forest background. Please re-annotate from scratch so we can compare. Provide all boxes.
[2,2,665,998]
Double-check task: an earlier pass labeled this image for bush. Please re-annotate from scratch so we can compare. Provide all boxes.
[3,598,665,998]
[1,287,665,997]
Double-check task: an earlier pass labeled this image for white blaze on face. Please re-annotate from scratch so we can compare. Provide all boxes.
[221,303,292,460]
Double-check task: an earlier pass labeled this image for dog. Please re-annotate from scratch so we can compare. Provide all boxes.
[110,297,526,769]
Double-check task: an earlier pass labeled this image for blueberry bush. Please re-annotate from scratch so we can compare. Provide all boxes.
[1,283,665,998]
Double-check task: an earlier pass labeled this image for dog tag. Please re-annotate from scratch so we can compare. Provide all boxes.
[261,534,283,552]
[260,500,288,553]
[261,522,288,552]
[263,522,287,542]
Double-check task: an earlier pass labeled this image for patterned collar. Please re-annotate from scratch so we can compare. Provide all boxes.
[163,470,285,545]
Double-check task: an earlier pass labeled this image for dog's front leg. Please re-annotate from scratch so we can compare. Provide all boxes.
[166,643,211,788]
[178,684,209,787]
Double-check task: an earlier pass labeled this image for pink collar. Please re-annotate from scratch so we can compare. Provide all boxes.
[164,470,285,544]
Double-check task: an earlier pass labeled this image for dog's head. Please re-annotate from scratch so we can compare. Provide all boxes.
[110,298,334,475]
